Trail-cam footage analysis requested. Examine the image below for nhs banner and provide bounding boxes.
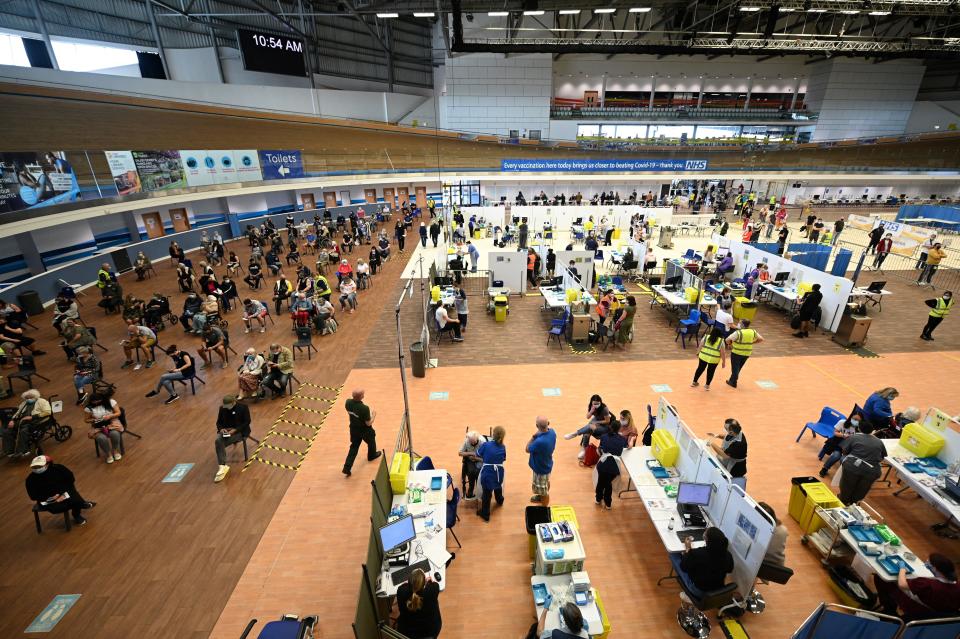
[258,149,305,180]
[501,159,709,172]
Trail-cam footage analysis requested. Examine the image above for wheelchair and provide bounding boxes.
[145,297,178,332]
[239,614,316,639]
[6,394,73,456]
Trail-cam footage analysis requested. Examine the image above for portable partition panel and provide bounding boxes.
[488,250,527,293]
[922,407,960,465]
[471,205,674,234]
[694,455,734,526]
[718,484,777,597]
[371,489,388,532]
[373,456,393,518]
[792,603,903,639]
[354,565,381,639]
[656,396,682,439]
[900,617,960,639]
[674,420,705,482]
[712,234,855,332]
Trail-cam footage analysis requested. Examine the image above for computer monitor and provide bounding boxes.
[378,515,416,553]
[867,280,886,293]
[677,482,712,507]
[774,271,789,284]
[665,275,682,290]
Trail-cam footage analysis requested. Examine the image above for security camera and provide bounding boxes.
[466,12,474,21]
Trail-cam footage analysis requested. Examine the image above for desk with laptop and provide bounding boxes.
[850,281,893,312]
[377,469,450,598]
[650,275,718,318]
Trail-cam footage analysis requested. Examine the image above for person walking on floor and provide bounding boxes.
[595,420,627,510]
[872,233,893,271]
[418,222,428,248]
[341,388,381,477]
[394,220,406,253]
[526,416,556,507]
[724,319,763,389]
[917,243,946,286]
[867,225,884,255]
[921,290,954,341]
[691,326,727,391]
[477,426,506,522]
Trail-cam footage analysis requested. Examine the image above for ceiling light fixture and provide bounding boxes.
[488,11,509,16]
[840,9,859,13]
[559,9,581,14]
[807,8,827,12]
[594,8,617,13]
[524,10,545,15]
[740,6,761,11]
[629,7,652,12]
[376,12,398,18]
[868,9,890,14]
[413,12,435,17]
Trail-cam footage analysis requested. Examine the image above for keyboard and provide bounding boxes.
[675,528,707,543]
[390,559,431,586]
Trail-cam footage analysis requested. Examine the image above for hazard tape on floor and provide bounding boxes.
[242,383,343,473]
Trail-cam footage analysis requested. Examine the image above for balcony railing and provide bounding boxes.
[551,105,817,122]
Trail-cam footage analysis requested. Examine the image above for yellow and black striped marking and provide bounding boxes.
[243,381,343,473]
[568,342,596,355]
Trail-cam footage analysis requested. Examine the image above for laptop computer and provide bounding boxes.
[677,482,711,527]
[866,281,886,293]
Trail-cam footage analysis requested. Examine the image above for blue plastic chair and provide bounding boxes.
[795,406,846,442]
[547,311,568,346]
[611,276,625,290]
[675,309,701,348]
[594,249,604,262]
[681,248,696,260]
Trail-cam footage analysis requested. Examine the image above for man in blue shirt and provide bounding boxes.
[526,416,557,507]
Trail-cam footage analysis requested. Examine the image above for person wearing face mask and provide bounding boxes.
[837,421,888,505]
[236,348,265,400]
[921,290,953,341]
[817,411,863,478]
[707,418,748,489]
[863,387,899,430]
[179,293,202,332]
[26,455,96,526]
[874,553,960,620]
[2,389,52,458]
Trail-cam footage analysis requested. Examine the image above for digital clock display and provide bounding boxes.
[237,28,307,77]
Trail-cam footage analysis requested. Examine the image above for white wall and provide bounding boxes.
[806,59,924,141]
[553,55,809,101]
[0,63,428,123]
[440,53,552,137]
[906,100,960,134]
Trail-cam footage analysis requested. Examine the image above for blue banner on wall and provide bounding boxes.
[258,150,305,180]
[501,158,708,172]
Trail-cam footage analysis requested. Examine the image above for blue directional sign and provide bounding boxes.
[25,594,81,633]
[258,149,305,180]
[162,463,195,483]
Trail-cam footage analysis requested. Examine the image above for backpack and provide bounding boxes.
[581,443,600,468]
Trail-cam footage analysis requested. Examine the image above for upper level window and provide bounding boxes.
[51,39,139,73]
[0,33,29,67]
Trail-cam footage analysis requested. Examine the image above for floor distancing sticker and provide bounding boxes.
[243,382,341,473]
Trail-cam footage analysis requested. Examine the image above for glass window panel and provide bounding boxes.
[51,39,139,73]
[0,34,29,67]
[578,124,600,138]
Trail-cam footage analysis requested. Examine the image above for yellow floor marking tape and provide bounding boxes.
[803,359,864,398]
[243,383,343,473]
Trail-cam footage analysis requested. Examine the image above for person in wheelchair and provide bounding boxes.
[312,297,337,335]
[144,294,171,331]
[122,294,146,325]
[198,324,228,369]
[290,293,314,328]
[191,295,221,334]
[244,260,264,289]
[2,389,52,458]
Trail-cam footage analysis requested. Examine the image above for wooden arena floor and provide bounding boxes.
[0,234,409,639]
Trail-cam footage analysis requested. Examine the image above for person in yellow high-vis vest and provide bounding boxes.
[921,291,953,341]
[691,326,727,391]
[724,319,764,388]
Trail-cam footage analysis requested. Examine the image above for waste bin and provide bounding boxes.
[788,476,819,524]
[17,290,43,317]
[733,297,758,322]
[494,295,509,322]
[526,506,551,559]
[799,482,842,534]
[828,565,877,609]
[410,341,426,378]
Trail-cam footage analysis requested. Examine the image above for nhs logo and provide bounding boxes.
[684,160,709,170]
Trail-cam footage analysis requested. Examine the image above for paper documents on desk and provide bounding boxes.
[424,545,452,569]
[646,499,669,510]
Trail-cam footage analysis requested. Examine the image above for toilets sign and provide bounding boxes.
[501,159,708,172]
[258,150,305,180]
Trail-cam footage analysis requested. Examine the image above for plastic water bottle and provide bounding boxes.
[668,515,675,531]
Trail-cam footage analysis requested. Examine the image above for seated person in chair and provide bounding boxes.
[191,295,220,334]
[219,276,238,312]
[26,455,96,526]
[290,293,314,326]
[144,345,194,405]
[51,295,79,332]
[435,303,463,341]
[244,260,264,289]
[214,394,251,483]
[60,320,96,360]
[528,601,587,639]
[121,294,146,325]
[236,348,265,400]
[134,251,152,280]
[678,526,734,604]
[179,293,202,332]
[2,389,52,458]
[715,254,734,279]
[265,250,282,276]
[198,324,227,369]
[874,553,960,620]
[143,294,169,331]
[121,324,156,370]
[758,502,788,566]
[260,343,293,398]
[73,347,100,404]
[313,298,337,335]
[85,393,123,464]
[241,299,268,334]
